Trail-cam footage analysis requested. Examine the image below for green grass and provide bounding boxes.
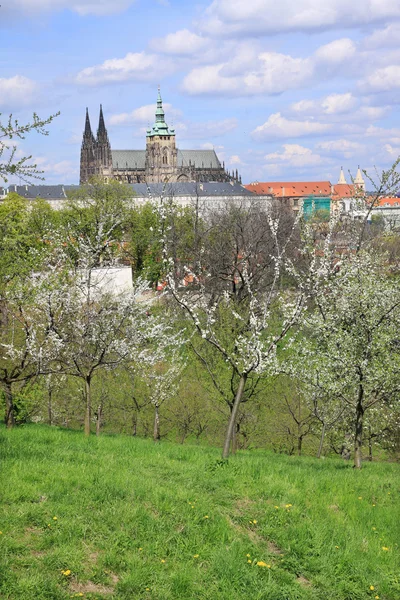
[0,426,399,600]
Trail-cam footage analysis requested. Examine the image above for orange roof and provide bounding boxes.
[332,184,357,199]
[245,181,332,198]
[375,197,400,207]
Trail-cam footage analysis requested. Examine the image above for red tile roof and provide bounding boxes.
[245,181,332,198]
[375,197,400,207]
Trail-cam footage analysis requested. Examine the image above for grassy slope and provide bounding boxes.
[0,426,399,600]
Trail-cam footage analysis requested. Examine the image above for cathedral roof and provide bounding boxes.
[111,149,222,170]
[112,150,146,169]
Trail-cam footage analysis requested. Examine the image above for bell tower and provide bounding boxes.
[145,88,177,183]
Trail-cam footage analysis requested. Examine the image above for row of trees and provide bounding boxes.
[1,168,400,467]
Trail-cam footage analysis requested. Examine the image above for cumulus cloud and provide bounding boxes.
[252,113,329,141]
[0,75,40,110]
[182,52,313,96]
[177,118,237,139]
[316,139,364,159]
[197,0,400,37]
[109,103,182,126]
[264,144,325,168]
[314,38,356,65]
[75,52,176,86]
[363,23,400,49]
[150,29,208,55]
[181,33,363,97]
[292,93,357,115]
[1,0,134,20]
[359,65,400,93]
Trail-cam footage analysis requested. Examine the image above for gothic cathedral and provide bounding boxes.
[80,90,239,185]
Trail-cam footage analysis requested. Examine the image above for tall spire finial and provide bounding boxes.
[98,104,106,137]
[338,166,347,184]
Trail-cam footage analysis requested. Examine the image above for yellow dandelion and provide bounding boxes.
[285,504,292,508]
[257,561,267,567]
[146,588,150,591]
[358,497,362,500]
[193,554,199,558]
[246,553,251,558]
[382,546,389,551]
[160,559,166,563]
[139,547,143,551]
[62,569,71,576]
[335,546,339,549]
[53,516,58,521]
[274,506,279,509]
[370,586,375,591]
[247,560,252,564]
[203,515,209,519]
[375,596,380,599]
[0,532,2,535]
[372,504,376,506]
[253,520,257,524]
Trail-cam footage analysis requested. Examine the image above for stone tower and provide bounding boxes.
[80,106,113,184]
[145,88,177,183]
[96,104,113,181]
[80,108,96,184]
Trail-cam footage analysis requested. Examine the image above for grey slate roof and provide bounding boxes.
[130,182,256,197]
[178,150,221,169]
[3,184,75,199]
[1,182,261,201]
[112,150,146,170]
[112,149,222,170]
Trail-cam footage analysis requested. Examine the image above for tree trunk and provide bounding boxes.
[354,385,364,469]
[132,413,137,436]
[96,404,102,437]
[47,389,53,426]
[222,373,247,459]
[317,423,326,458]
[368,426,373,462]
[153,404,160,442]
[297,433,303,456]
[84,377,91,436]
[4,381,15,429]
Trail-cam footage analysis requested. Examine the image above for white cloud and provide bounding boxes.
[229,155,243,165]
[0,75,39,110]
[314,38,356,64]
[177,118,237,139]
[317,139,364,159]
[383,143,400,158]
[75,52,176,86]
[34,157,78,183]
[150,29,208,55]
[109,103,182,126]
[264,144,324,168]
[198,1,400,37]
[363,23,400,49]
[359,65,400,93]
[182,52,313,96]
[252,113,329,141]
[292,93,357,116]
[1,0,135,19]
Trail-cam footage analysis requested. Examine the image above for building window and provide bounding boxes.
[293,199,299,207]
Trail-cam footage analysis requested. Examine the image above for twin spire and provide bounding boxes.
[82,104,109,145]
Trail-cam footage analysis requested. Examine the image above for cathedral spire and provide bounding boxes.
[338,166,347,184]
[84,108,92,137]
[97,104,108,140]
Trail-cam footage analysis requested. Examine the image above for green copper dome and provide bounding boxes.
[147,88,175,138]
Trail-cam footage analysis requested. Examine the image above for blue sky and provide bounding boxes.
[1,0,400,185]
